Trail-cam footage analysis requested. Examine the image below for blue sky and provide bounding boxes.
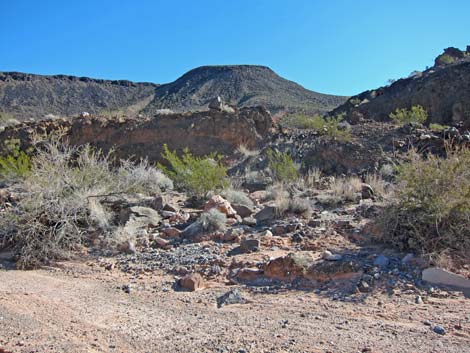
[1,0,469,96]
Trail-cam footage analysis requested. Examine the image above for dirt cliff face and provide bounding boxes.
[0,107,273,162]
[332,59,470,128]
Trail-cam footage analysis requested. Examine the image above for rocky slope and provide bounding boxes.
[331,47,470,127]
[0,72,158,121]
[142,65,347,115]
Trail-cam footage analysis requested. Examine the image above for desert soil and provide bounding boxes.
[0,260,469,353]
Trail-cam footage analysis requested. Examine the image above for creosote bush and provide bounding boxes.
[0,140,172,268]
[267,149,299,182]
[389,105,427,125]
[378,148,470,255]
[159,144,229,198]
[222,188,253,207]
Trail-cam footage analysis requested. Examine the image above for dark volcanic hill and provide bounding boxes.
[0,72,158,121]
[142,65,347,115]
[332,47,470,127]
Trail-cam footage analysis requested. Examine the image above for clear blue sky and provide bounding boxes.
[1,0,469,96]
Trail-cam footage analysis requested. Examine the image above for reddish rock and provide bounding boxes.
[179,273,204,291]
[264,253,314,282]
[203,195,237,218]
[160,227,182,238]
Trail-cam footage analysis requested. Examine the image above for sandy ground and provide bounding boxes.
[0,260,469,353]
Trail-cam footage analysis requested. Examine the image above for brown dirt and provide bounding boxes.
[1,261,469,353]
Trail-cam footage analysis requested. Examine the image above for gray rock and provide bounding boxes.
[232,204,254,218]
[255,205,278,224]
[217,288,247,308]
[322,250,343,261]
[242,216,257,226]
[373,255,390,268]
[415,295,423,304]
[433,325,446,335]
[208,96,223,110]
[240,238,260,253]
[422,267,470,291]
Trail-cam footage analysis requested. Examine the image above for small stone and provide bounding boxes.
[260,229,273,237]
[373,255,390,268]
[358,281,370,293]
[433,325,446,335]
[217,288,247,308]
[179,273,204,291]
[415,295,423,304]
[401,253,414,264]
[154,237,171,249]
[423,320,432,326]
[322,250,343,261]
[240,238,260,253]
[122,284,132,293]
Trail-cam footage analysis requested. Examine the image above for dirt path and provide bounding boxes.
[0,261,469,353]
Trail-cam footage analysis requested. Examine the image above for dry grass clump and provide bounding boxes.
[268,183,312,217]
[331,176,362,201]
[378,148,470,256]
[365,173,393,200]
[222,188,254,207]
[0,140,172,268]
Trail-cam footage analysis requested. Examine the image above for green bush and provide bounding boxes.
[158,144,229,198]
[429,123,449,132]
[378,148,470,255]
[279,114,351,140]
[267,149,299,182]
[389,105,427,125]
[0,140,31,181]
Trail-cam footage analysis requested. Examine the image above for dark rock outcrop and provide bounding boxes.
[0,107,273,163]
[331,48,470,128]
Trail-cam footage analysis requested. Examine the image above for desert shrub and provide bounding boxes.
[199,209,227,232]
[222,188,253,207]
[286,197,312,217]
[378,148,470,255]
[267,149,299,182]
[331,176,362,202]
[0,141,171,268]
[429,123,449,132]
[279,114,351,140]
[302,168,322,188]
[159,144,229,198]
[389,105,427,125]
[237,144,260,158]
[117,159,173,194]
[437,54,455,65]
[349,98,362,106]
[0,139,32,181]
[365,173,393,200]
[0,112,19,128]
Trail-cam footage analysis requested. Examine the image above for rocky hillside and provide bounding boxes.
[0,72,157,121]
[332,47,470,127]
[142,65,347,115]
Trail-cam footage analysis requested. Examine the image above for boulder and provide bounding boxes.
[264,253,314,282]
[204,195,237,218]
[231,204,254,218]
[255,205,278,224]
[179,273,204,291]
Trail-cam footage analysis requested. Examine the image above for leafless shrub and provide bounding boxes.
[0,140,172,268]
